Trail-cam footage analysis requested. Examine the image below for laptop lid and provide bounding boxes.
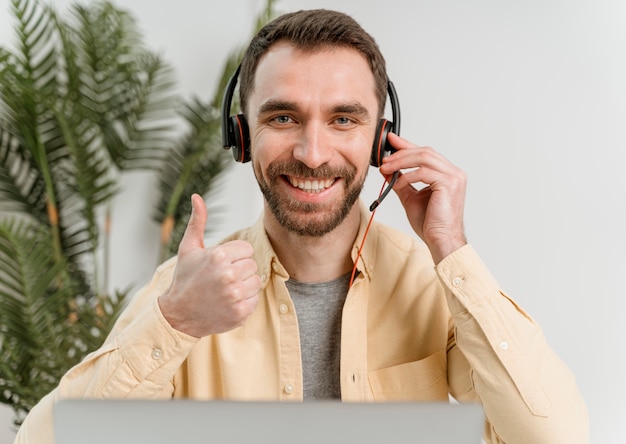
[54,399,484,444]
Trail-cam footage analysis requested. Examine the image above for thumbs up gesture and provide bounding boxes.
[158,194,261,337]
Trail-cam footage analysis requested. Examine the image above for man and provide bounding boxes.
[16,9,588,443]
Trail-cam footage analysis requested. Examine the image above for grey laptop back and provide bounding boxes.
[54,399,484,444]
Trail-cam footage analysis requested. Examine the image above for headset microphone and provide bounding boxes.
[369,171,399,211]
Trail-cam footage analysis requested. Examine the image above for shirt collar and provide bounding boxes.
[247,200,379,286]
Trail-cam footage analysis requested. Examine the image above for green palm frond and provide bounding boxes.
[67,2,179,170]
[0,0,102,283]
[1,0,59,181]
[0,217,127,423]
[1,0,181,271]
[0,219,64,422]
[47,1,179,259]
[0,120,48,223]
[151,48,240,263]
[1,0,66,272]
[152,96,231,261]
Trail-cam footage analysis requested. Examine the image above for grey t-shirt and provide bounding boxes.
[286,273,351,400]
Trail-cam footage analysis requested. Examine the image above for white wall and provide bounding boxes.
[1,0,625,442]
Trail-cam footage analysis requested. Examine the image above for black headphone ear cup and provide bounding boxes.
[230,114,251,163]
[371,119,394,167]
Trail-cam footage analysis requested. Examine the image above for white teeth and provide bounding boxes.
[288,177,335,193]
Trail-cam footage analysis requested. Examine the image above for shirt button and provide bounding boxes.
[500,341,509,351]
[284,383,294,394]
[260,274,267,283]
[151,348,163,360]
[452,277,463,287]
[279,303,289,314]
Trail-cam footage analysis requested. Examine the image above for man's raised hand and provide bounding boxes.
[380,133,467,264]
[158,194,261,338]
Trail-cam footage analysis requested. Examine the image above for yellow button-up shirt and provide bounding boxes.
[16,204,588,443]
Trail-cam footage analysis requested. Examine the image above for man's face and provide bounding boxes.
[246,42,379,237]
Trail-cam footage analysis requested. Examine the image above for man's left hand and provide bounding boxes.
[379,132,468,264]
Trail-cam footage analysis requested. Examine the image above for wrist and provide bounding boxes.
[158,294,200,338]
[428,236,467,264]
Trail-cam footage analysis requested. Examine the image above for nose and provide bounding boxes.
[292,123,333,169]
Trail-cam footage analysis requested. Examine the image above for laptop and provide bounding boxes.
[54,399,484,444]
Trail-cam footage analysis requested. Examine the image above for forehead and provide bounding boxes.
[249,42,378,111]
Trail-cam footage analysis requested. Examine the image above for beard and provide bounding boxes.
[255,160,366,237]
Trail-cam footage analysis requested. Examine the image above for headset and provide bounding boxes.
[221,64,401,210]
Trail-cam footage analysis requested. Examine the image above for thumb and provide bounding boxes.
[178,194,207,254]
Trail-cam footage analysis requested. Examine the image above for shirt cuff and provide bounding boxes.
[116,298,199,383]
[435,244,504,315]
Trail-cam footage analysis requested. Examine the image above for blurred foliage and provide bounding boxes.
[0,0,275,426]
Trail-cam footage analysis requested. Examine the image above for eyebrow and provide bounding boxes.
[330,103,370,118]
[257,99,299,115]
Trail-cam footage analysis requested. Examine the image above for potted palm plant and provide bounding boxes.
[0,0,274,428]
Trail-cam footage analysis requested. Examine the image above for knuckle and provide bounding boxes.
[220,268,237,285]
[208,246,227,264]
[454,169,468,187]
[233,303,246,319]
[230,283,244,300]
[231,300,250,321]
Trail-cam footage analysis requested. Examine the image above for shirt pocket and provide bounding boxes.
[367,350,448,401]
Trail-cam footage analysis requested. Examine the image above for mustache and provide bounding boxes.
[266,160,357,181]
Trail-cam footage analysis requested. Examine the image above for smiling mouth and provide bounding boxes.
[286,176,336,194]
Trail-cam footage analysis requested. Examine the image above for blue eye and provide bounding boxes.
[274,115,292,124]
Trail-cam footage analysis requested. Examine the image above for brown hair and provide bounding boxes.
[239,9,388,117]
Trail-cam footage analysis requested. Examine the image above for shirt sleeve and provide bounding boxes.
[14,258,199,444]
[436,245,588,444]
